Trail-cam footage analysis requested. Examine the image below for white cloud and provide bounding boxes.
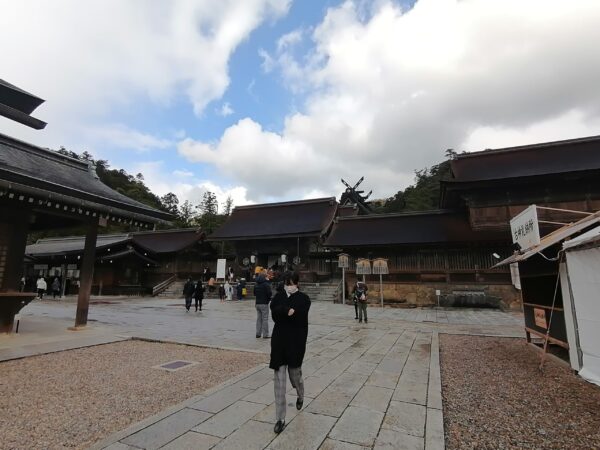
[0,0,290,149]
[216,102,235,117]
[84,124,172,152]
[180,0,600,202]
[132,161,251,209]
[172,169,195,178]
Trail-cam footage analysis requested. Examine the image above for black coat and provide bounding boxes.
[253,276,272,305]
[269,290,311,370]
[183,280,195,297]
[194,281,204,300]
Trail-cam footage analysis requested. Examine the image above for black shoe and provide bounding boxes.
[296,398,303,410]
[274,420,285,434]
[256,335,261,338]
[355,317,358,320]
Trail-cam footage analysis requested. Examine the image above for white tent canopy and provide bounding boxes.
[562,226,600,386]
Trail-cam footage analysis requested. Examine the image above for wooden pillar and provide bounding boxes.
[0,209,29,292]
[75,219,98,327]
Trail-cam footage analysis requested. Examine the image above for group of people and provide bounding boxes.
[32,276,62,300]
[182,278,204,312]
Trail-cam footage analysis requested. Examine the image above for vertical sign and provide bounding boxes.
[216,258,226,280]
[510,205,541,250]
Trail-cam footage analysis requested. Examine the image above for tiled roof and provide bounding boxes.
[324,210,506,247]
[0,133,172,223]
[209,198,338,240]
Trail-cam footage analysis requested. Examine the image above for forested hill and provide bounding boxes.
[371,149,458,213]
[56,148,164,211]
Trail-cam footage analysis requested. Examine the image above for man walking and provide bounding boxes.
[194,279,204,312]
[270,271,311,434]
[254,270,272,338]
[182,277,195,312]
[36,275,47,299]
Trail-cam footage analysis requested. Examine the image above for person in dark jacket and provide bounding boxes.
[352,281,369,323]
[254,271,272,338]
[269,271,311,434]
[182,277,195,312]
[194,280,204,312]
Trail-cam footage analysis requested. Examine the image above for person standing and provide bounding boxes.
[218,283,225,303]
[182,277,195,312]
[51,277,61,299]
[20,276,26,292]
[194,279,204,312]
[224,280,233,301]
[352,281,369,323]
[269,271,311,434]
[236,279,243,301]
[36,276,47,299]
[254,271,272,338]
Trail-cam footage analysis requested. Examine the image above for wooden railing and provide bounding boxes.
[152,275,177,296]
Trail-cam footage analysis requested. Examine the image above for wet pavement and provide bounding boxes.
[5,296,523,449]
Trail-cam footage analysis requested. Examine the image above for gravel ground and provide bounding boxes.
[440,335,600,450]
[0,340,267,450]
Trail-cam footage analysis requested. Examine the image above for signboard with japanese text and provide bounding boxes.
[216,258,226,279]
[510,205,541,250]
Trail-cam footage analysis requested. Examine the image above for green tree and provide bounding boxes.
[222,195,234,216]
[160,192,180,216]
[381,149,458,213]
[179,200,196,227]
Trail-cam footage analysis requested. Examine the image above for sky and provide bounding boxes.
[2,0,600,210]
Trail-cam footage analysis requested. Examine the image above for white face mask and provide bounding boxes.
[284,285,298,297]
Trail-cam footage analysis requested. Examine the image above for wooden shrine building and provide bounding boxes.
[24,229,208,296]
[208,198,338,280]
[0,80,171,331]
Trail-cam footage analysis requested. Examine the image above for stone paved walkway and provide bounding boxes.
[6,298,523,449]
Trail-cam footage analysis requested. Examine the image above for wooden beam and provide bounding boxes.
[74,219,99,327]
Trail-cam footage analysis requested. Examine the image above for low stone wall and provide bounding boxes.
[345,278,522,310]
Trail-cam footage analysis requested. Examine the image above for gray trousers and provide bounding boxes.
[274,365,304,422]
[255,304,269,337]
[358,302,368,321]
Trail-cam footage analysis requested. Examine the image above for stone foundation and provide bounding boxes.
[345,278,522,310]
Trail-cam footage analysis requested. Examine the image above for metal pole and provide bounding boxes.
[380,273,383,308]
[342,267,345,305]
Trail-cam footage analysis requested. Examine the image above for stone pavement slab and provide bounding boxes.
[382,401,427,438]
[329,406,384,447]
[374,429,424,450]
[266,412,337,450]
[189,385,254,413]
[350,385,393,413]
[160,431,220,450]
[192,400,265,438]
[319,438,370,450]
[121,408,212,450]
[212,419,276,450]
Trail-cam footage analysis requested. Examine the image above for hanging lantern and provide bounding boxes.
[338,253,350,269]
[355,258,372,275]
[372,258,389,275]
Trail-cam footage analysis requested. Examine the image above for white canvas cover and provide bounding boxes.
[564,245,600,386]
